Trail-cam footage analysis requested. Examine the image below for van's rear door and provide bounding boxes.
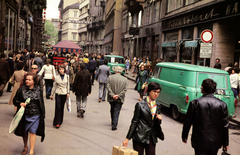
[197,72,235,117]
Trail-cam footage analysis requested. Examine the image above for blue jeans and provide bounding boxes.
[99,83,107,100]
[45,79,53,96]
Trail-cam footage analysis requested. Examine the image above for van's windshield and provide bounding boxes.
[197,73,228,89]
[105,57,124,64]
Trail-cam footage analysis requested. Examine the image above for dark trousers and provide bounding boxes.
[194,149,218,155]
[53,94,67,126]
[7,82,12,91]
[133,138,156,155]
[89,69,95,85]
[110,101,123,128]
[45,79,53,96]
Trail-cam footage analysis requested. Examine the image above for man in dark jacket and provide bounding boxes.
[6,53,14,92]
[72,63,92,118]
[88,55,96,85]
[214,58,222,69]
[182,79,229,155]
[0,53,11,96]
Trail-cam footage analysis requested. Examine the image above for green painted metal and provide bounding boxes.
[104,55,126,74]
[149,62,235,118]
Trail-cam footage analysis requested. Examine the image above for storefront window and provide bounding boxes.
[5,7,16,54]
[18,17,26,52]
[167,0,183,12]
[165,31,178,41]
[181,45,192,64]
[182,28,193,39]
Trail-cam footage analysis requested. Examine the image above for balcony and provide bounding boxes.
[87,21,105,31]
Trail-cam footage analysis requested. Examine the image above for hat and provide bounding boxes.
[112,66,124,73]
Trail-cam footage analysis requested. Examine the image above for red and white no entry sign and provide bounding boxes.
[201,30,213,43]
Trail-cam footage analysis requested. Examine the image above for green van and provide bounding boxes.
[149,62,236,120]
[104,55,126,74]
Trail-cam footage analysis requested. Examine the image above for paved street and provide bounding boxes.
[0,79,240,155]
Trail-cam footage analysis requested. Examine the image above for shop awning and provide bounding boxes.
[185,41,198,47]
[162,41,177,47]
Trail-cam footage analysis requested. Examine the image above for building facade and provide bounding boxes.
[86,0,105,54]
[121,0,240,69]
[60,2,80,43]
[160,0,240,68]
[78,0,90,53]
[0,0,46,54]
[104,0,123,55]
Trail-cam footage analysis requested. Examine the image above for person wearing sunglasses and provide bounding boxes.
[31,64,43,94]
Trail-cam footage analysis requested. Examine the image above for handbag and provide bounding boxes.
[9,98,31,133]
[153,117,164,141]
[52,66,55,81]
[66,97,71,113]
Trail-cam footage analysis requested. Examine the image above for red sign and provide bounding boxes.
[201,30,213,43]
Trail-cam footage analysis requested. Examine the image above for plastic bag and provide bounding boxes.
[66,97,71,113]
[9,98,31,133]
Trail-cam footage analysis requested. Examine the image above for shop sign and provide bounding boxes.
[200,43,212,58]
[162,0,239,30]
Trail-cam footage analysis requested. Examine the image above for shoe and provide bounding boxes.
[56,124,60,128]
[98,98,102,102]
[21,147,28,155]
[77,114,80,117]
[46,94,50,99]
[80,110,84,118]
[112,127,117,131]
[102,99,105,102]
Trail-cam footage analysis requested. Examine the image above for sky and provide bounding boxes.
[46,0,61,19]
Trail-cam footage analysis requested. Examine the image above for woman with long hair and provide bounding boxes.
[50,65,70,128]
[38,58,56,99]
[13,72,45,155]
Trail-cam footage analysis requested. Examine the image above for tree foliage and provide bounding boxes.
[44,19,58,45]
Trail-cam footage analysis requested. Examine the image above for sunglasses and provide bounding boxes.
[31,68,38,70]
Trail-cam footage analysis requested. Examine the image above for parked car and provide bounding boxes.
[149,62,236,120]
[104,55,125,74]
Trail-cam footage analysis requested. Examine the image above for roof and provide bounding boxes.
[156,62,228,74]
[62,2,79,14]
[53,40,81,49]
[104,55,124,58]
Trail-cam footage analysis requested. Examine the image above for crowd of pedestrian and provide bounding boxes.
[0,50,230,155]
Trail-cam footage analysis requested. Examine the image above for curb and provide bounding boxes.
[229,118,240,125]
[123,75,136,82]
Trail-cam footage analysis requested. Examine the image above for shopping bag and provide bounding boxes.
[112,146,138,155]
[9,98,31,134]
[66,97,71,113]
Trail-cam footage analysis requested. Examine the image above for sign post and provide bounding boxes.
[200,30,213,66]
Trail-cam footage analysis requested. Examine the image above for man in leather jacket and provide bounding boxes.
[182,79,229,155]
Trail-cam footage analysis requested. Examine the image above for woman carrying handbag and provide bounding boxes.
[50,65,70,129]
[123,82,164,155]
[38,59,56,99]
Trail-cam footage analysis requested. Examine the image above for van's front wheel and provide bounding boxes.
[172,105,181,121]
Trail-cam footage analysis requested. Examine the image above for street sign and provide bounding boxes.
[201,30,213,43]
[200,43,212,58]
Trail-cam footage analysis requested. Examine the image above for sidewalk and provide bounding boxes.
[123,72,240,125]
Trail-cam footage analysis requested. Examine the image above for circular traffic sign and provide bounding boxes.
[201,30,213,43]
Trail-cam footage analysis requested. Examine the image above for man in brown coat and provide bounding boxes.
[0,53,11,96]
[72,63,92,118]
